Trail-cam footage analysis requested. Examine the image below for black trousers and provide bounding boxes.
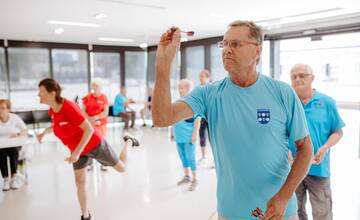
[199,119,210,147]
[0,147,20,178]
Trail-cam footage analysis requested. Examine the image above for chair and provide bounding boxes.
[14,111,35,130]
[32,110,51,130]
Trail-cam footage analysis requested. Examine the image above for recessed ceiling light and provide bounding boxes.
[99,37,134,42]
[48,20,101,28]
[54,28,64,34]
[181,37,188,42]
[94,13,108,19]
[139,43,148,48]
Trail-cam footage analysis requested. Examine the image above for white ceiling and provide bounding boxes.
[0,0,360,47]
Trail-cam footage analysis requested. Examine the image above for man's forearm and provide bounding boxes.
[278,136,313,200]
[152,61,172,126]
[323,130,343,149]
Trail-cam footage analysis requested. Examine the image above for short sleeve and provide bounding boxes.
[284,87,309,142]
[82,95,89,106]
[13,114,27,131]
[329,101,345,132]
[182,86,207,120]
[63,100,86,126]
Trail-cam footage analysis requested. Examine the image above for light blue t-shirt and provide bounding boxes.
[289,91,345,178]
[113,94,125,116]
[183,74,309,220]
[173,118,195,143]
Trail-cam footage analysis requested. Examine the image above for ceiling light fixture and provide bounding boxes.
[54,28,64,34]
[181,37,188,42]
[48,20,101,28]
[94,13,108,19]
[139,43,148,48]
[99,37,134,42]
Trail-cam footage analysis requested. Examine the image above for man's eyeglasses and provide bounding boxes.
[218,40,260,49]
[290,73,312,80]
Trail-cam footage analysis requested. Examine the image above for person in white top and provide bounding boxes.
[0,99,28,191]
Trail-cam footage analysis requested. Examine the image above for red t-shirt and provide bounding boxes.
[82,93,109,125]
[49,99,102,155]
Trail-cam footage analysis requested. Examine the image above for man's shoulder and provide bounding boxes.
[204,77,228,91]
[315,91,337,108]
[261,75,294,94]
[115,94,124,99]
[316,91,335,102]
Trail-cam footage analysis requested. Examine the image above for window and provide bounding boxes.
[146,50,180,100]
[147,50,156,87]
[125,51,147,101]
[259,40,271,77]
[279,32,360,103]
[0,48,6,99]
[210,44,227,82]
[8,48,50,109]
[92,52,120,104]
[185,46,204,86]
[52,49,88,104]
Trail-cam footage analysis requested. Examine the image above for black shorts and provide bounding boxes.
[72,139,119,170]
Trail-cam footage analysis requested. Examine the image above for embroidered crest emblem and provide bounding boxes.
[257,109,270,124]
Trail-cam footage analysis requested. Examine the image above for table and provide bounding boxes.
[0,135,38,183]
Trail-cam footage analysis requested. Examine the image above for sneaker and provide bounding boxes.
[177,175,191,185]
[81,212,91,220]
[100,165,108,172]
[87,163,94,172]
[2,179,10,191]
[188,180,198,191]
[197,157,207,166]
[10,178,21,190]
[123,134,140,147]
[142,123,147,127]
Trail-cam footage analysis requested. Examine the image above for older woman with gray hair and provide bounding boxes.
[82,78,109,171]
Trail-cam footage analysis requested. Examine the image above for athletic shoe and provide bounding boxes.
[2,179,10,191]
[10,177,21,190]
[87,163,94,172]
[177,176,191,185]
[81,212,91,220]
[188,180,198,191]
[100,165,108,171]
[123,134,140,147]
[197,157,208,166]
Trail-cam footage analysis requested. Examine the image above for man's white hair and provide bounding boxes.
[179,78,194,91]
[91,77,105,88]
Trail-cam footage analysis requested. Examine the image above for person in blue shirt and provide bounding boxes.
[113,86,136,130]
[152,21,313,220]
[289,63,345,220]
[197,69,211,166]
[170,79,201,191]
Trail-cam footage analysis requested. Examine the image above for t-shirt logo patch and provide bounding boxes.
[59,121,69,126]
[257,109,270,124]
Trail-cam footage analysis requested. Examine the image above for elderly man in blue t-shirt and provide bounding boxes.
[152,21,314,220]
[113,86,136,130]
[289,63,345,220]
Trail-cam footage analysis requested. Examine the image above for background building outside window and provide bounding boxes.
[8,48,50,109]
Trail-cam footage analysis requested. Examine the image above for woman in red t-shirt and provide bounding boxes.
[82,79,109,171]
[36,78,139,220]
[82,78,109,137]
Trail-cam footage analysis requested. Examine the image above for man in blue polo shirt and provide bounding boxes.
[113,86,136,129]
[152,21,313,220]
[289,63,344,220]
